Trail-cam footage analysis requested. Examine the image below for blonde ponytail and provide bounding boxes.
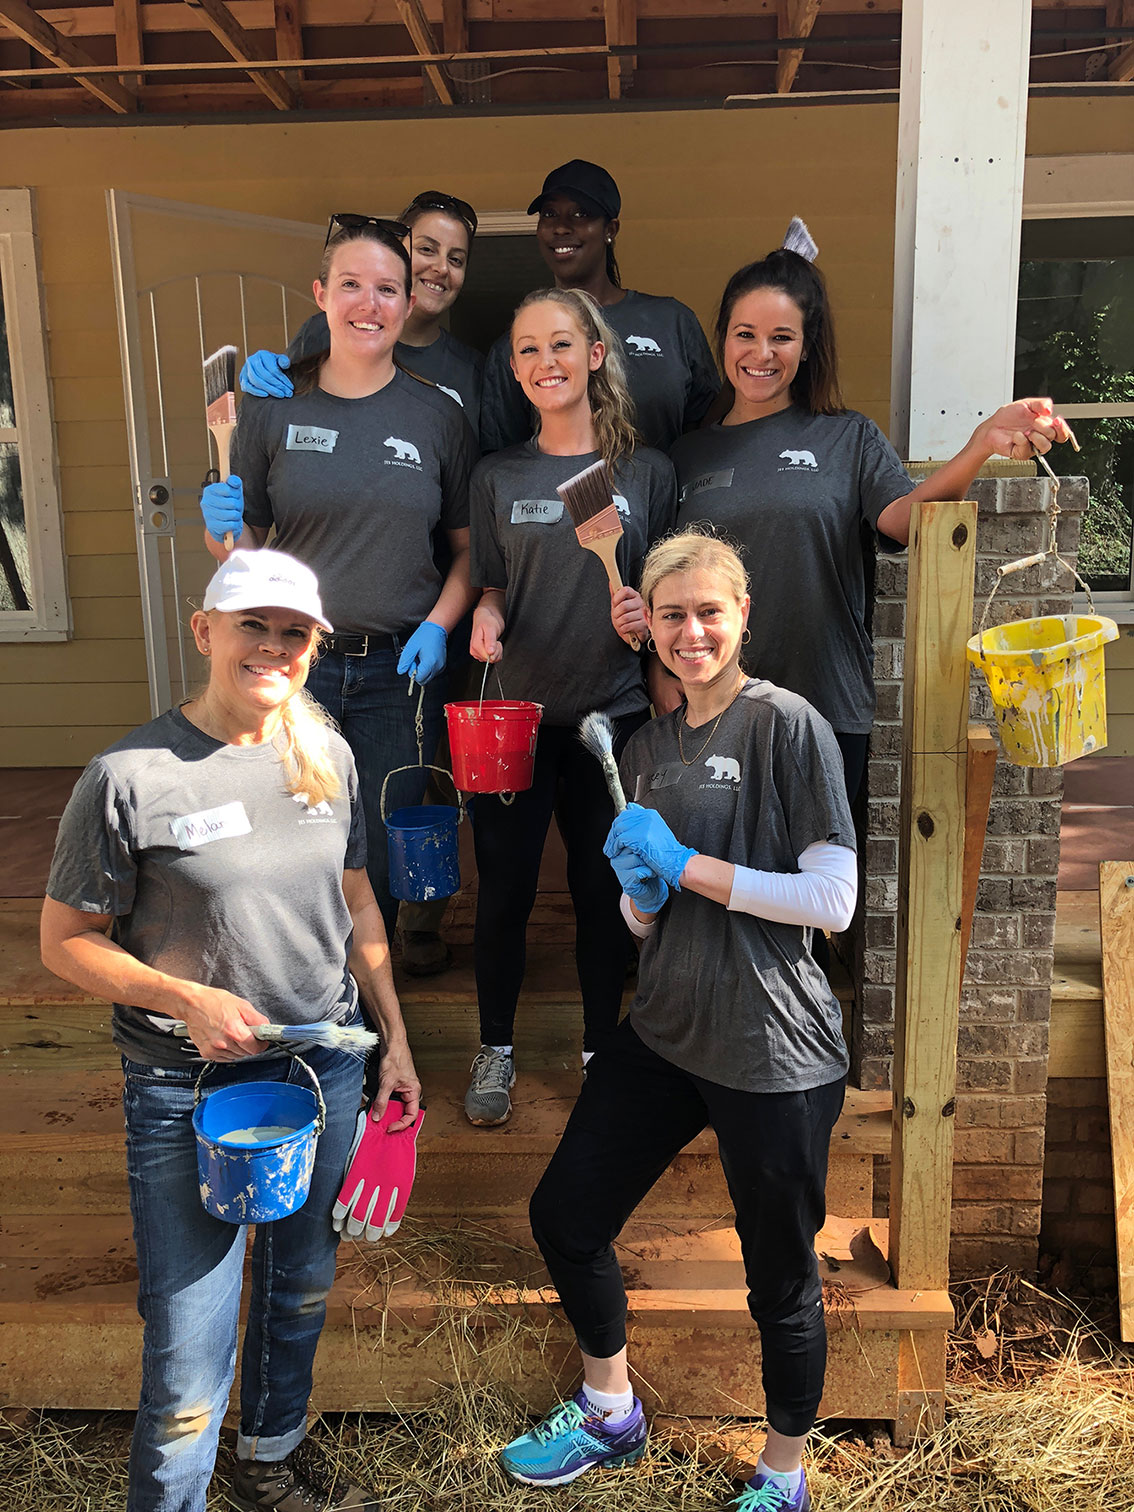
[276,688,343,808]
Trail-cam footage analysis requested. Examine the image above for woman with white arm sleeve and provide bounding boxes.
[498,529,854,1512]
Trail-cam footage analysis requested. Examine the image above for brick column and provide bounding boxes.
[852,475,1088,1273]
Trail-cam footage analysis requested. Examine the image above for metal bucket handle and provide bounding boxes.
[379,763,467,829]
[194,1050,326,1136]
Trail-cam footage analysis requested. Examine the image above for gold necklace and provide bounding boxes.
[677,681,744,766]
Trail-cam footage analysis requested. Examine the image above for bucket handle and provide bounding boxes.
[194,1050,327,1136]
[379,763,467,829]
[975,444,1096,659]
[477,659,506,712]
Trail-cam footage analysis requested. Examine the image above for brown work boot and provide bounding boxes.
[399,929,452,977]
[228,1447,378,1511]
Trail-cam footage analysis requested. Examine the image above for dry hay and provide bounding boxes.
[4,1262,1134,1511]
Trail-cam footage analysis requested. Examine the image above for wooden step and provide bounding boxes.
[0,1067,889,1219]
[0,1212,950,1421]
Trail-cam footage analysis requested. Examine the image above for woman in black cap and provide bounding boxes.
[480,160,719,455]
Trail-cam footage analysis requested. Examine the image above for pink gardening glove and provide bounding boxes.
[332,1097,424,1241]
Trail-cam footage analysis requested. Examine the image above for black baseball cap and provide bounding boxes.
[526,160,621,220]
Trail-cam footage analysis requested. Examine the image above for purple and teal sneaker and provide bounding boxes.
[499,1389,647,1486]
[731,1467,811,1511]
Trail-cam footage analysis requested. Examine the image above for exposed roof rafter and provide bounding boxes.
[776,0,822,94]
[0,0,135,111]
[183,0,297,109]
[605,0,637,100]
[395,0,455,105]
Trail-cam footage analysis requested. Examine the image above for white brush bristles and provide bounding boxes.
[781,216,819,263]
[578,711,627,814]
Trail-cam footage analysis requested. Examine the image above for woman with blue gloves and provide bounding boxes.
[201,218,478,936]
[501,530,857,1512]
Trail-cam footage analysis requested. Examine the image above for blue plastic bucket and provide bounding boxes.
[386,803,461,902]
[192,1079,321,1224]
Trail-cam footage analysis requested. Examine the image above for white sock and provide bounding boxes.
[581,1382,635,1423]
[582,1051,595,1067]
[487,1044,513,1057]
[755,1455,803,1494]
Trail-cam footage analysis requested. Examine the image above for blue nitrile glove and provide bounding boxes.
[397,621,447,685]
[607,841,669,914]
[240,349,293,398]
[604,802,697,891]
[200,475,244,544]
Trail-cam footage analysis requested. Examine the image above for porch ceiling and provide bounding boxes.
[0,1,1129,126]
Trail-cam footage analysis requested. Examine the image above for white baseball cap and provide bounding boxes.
[203,548,333,632]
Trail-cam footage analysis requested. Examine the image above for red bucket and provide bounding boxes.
[445,700,543,794]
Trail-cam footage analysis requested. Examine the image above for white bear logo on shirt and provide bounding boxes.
[293,791,333,817]
[625,335,662,355]
[613,494,630,517]
[704,755,741,783]
[384,436,421,465]
[779,449,818,470]
[437,385,464,408]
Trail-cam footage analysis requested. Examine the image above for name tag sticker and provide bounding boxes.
[639,765,684,797]
[511,499,564,525]
[680,468,734,503]
[170,801,252,851]
[286,423,338,454]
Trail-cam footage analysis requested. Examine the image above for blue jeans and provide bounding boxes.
[123,1044,363,1512]
[306,646,444,937]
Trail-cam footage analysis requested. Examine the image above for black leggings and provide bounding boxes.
[529,1021,846,1437]
[472,711,648,1052]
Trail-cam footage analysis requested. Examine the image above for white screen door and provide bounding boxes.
[107,191,323,715]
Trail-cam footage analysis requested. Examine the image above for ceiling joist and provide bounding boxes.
[605,0,636,100]
[776,0,822,94]
[184,0,297,109]
[1107,1,1134,80]
[0,0,135,111]
[272,0,303,80]
[114,0,144,90]
[395,0,455,104]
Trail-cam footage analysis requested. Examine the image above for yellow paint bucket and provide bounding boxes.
[967,614,1119,767]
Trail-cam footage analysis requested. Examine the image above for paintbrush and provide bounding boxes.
[171,1020,379,1059]
[556,459,641,652]
[578,711,627,813]
[203,344,239,550]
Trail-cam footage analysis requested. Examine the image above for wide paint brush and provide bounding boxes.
[556,459,641,652]
[203,344,238,550]
[172,1020,379,1059]
[578,711,627,814]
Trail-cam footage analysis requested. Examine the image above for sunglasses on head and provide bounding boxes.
[323,213,412,250]
[405,191,478,237]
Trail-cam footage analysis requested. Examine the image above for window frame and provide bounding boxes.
[0,187,68,641]
[1021,155,1134,620]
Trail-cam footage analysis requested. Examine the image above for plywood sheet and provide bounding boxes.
[1101,861,1134,1341]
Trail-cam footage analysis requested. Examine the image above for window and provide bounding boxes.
[0,189,68,639]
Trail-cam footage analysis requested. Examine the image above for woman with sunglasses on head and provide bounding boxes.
[463,287,676,1129]
[241,195,484,428]
[200,221,479,941]
[480,160,719,456]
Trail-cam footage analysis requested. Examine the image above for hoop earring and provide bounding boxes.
[741,629,751,644]
[647,636,656,652]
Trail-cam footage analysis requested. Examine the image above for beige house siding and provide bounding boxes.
[0,94,1130,765]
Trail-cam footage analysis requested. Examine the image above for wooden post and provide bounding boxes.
[889,500,977,1293]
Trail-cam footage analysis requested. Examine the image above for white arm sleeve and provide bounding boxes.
[727,842,857,932]
[620,891,658,939]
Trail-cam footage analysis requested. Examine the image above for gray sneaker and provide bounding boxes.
[464,1045,515,1126]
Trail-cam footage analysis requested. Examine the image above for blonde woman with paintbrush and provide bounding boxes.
[464,288,676,1127]
[41,549,419,1512]
[501,530,855,1512]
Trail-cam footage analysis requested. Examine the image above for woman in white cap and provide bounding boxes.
[41,548,420,1512]
[480,160,719,454]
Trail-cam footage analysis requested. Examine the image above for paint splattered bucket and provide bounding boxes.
[445,701,543,793]
[192,1060,325,1224]
[386,804,461,901]
[967,614,1119,767]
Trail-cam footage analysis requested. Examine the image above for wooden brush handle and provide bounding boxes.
[583,537,642,653]
[210,421,236,551]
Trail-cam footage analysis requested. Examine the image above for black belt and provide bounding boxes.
[321,631,398,657]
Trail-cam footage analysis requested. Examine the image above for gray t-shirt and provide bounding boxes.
[620,679,854,1094]
[480,291,719,454]
[470,442,677,726]
[233,371,477,636]
[289,312,484,432]
[671,407,912,734]
[46,708,367,1067]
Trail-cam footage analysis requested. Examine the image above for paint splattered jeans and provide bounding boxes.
[122,1041,363,1512]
